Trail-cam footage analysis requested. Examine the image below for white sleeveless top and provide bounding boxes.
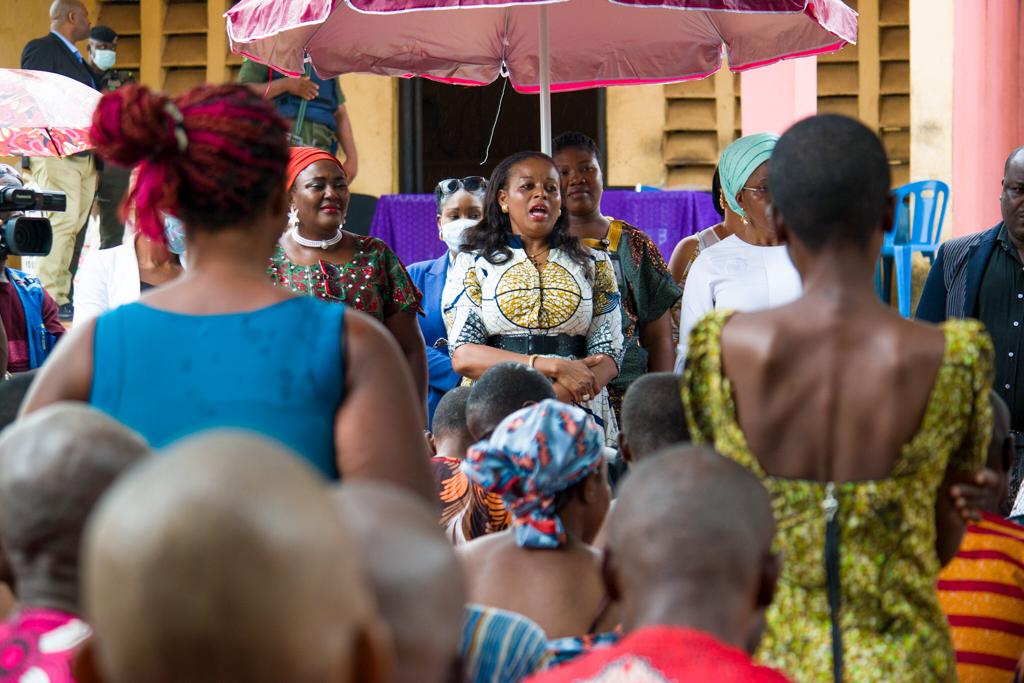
[674,234,802,372]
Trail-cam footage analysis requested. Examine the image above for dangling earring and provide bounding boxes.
[288,206,299,231]
[742,214,751,227]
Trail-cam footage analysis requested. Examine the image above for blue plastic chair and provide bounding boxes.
[634,184,662,192]
[876,180,949,318]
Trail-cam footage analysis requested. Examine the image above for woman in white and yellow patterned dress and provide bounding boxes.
[443,152,624,446]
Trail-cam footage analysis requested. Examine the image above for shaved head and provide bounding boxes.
[608,446,776,639]
[620,373,689,462]
[335,482,466,683]
[50,0,89,42]
[83,433,385,683]
[466,362,555,440]
[49,0,85,21]
[0,403,148,608]
[1005,146,1024,175]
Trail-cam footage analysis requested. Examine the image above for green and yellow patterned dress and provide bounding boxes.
[682,311,993,683]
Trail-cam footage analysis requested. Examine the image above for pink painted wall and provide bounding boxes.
[952,0,1021,236]
[740,57,817,136]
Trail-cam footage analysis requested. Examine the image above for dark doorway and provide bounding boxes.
[400,79,605,193]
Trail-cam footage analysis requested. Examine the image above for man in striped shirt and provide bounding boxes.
[938,392,1024,682]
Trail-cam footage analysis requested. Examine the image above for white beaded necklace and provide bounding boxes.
[291,226,344,250]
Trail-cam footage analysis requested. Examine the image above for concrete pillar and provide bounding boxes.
[909,0,954,225]
[740,57,817,136]
[951,0,1021,236]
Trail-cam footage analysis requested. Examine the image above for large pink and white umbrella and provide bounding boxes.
[226,0,857,151]
[0,69,101,157]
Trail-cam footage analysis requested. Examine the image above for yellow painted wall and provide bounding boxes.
[606,84,665,188]
[2,1,398,195]
[1,0,99,69]
[340,74,398,197]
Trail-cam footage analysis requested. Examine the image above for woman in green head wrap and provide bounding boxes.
[718,132,779,231]
[668,133,783,345]
[672,132,802,371]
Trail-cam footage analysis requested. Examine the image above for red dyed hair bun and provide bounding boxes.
[89,83,290,244]
[91,84,183,168]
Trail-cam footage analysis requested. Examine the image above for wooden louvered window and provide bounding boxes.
[96,0,235,94]
[662,71,740,189]
[818,0,910,186]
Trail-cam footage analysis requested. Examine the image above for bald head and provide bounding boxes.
[335,482,466,683]
[608,446,776,637]
[0,403,148,606]
[50,0,90,42]
[1005,146,1024,175]
[84,433,384,683]
[50,0,85,20]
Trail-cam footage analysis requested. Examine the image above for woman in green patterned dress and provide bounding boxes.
[553,133,682,421]
[681,115,993,682]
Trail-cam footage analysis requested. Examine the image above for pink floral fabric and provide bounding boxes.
[0,608,91,682]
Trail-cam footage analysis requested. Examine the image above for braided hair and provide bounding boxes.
[90,83,290,244]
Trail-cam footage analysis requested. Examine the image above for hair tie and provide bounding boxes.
[163,101,188,153]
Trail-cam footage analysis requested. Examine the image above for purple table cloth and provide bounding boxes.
[369,190,720,267]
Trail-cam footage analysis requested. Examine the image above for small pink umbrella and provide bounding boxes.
[0,69,102,157]
[226,0,857,152]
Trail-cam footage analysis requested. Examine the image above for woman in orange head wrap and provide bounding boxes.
[269,146,427,405]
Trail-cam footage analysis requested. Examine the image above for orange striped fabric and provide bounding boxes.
[938,512,1024,683]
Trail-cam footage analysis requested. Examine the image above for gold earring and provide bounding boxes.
[501,206,509,214]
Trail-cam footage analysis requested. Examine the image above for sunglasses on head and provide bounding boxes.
[435,176,488,200]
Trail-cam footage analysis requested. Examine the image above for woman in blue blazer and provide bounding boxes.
[408,177,487,424]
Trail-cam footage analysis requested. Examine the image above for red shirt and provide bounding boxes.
[525,625,792,683]
[0,281,65,373]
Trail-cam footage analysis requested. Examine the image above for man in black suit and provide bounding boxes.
[21,0,98,321]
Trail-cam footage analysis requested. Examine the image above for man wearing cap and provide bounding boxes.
[237,58,359,182]
[21,0,99,321]
[86,25,134,93]
[85,25,135,250]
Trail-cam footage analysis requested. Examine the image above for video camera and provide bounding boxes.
[0,186,63,258]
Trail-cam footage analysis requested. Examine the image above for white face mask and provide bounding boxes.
[439,217,477,254]
[93,49,116,71]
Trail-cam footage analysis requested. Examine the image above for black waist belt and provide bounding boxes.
[487,334,587,357]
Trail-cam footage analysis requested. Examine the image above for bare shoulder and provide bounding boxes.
[720,307,782,347]
[669,233,699,264]
[457,532,506,569]
[893,314,954,366]
[21,318,97,415]
[343,306,393,350]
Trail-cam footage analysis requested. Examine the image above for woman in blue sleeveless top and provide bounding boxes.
[22,83,432,499]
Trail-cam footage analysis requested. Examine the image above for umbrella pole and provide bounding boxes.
[538,5,552,155]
